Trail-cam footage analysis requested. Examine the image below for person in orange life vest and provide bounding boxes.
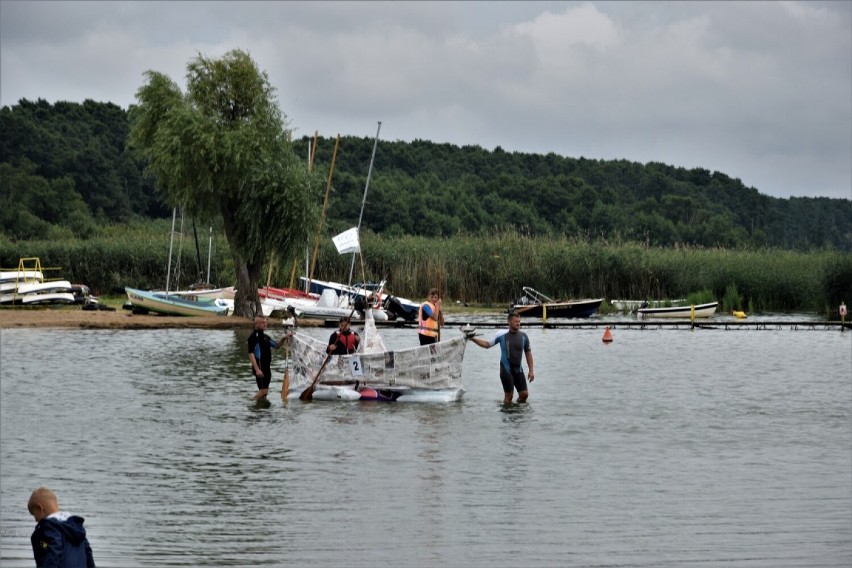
[417,287,444,346]
[327,316,360,355]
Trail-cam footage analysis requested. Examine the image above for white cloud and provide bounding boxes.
[0,0,849,199]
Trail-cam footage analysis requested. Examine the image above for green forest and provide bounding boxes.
[2,98,851,251]
[1,98,850,315]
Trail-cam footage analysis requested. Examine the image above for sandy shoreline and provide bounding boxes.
[0,307,260,329]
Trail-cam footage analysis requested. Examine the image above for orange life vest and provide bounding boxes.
[332,330,359,354]
[418,301,440,337]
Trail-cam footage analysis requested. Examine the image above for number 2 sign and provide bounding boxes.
[349,355,363,377]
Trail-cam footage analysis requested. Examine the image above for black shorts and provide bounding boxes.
[418,334,437,346]
[255,369,272,390]
[500,367,527,394]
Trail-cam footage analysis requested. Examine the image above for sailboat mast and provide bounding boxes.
[165,207,177,295]
[347,121,381,287]
[308,135,341,290]
[206,226,213,284]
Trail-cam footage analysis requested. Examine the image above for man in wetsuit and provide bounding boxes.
[248,315,290,400]
[469,310,535,404]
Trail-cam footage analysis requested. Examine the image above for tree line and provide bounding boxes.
[2,98,850,252]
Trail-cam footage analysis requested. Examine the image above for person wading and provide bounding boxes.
[469,311,535,403]
[417,287,444,346]
[248,315,291,399]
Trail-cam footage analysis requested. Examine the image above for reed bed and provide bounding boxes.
[2,230,849,315]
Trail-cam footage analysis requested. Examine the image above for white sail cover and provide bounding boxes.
[288,309,466,391]
[332,227,360,254]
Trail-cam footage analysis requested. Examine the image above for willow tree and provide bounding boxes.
[128,50,320,317]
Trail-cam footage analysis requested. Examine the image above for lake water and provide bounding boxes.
[1,317,850,567]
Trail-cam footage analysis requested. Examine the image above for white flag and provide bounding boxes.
[332,227,360,254]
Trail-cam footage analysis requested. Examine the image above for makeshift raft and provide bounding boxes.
[285,310,467,402]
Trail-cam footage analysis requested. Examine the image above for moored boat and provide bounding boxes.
[300,276,418,321]
[259,286,315,302]
[610,299,686,312]
[511,287,602,319]
[637,301,718,319]
[286,288,389,322]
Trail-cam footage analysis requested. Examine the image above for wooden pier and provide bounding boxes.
[374,319,851,331]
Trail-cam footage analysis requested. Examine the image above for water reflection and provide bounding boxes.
[1,326,850,567]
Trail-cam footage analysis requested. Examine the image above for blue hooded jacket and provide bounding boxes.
[31,512,95,568]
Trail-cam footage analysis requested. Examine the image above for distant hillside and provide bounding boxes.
[2,99,850,251]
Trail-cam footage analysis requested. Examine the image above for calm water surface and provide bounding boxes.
[1,317,850,567]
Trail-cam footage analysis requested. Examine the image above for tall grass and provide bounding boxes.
[2,230,849,314]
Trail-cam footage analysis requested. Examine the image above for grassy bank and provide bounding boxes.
[2,229,849,315]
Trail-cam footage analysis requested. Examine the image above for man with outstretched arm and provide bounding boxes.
[469,310,535,403]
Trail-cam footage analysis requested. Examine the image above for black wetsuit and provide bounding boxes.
[491,329,531,393]
[248,330,276,390]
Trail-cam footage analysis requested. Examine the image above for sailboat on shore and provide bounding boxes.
[287,123,394,322]
[125,208,229,317]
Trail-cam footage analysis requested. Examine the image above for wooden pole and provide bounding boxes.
[308,135,340,287]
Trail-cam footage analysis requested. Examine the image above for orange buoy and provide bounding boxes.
[602,326,613,343]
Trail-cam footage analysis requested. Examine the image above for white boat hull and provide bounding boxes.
[637,301,718,319]
[171,287,234,300]
[15,280,73,295]
[1,292,76,304]
[285,386,463,403]
[299,277,405,320]
[0,270,43,283]
[125,287,230,316]
[611,299,686,311]
[286,288,389,321]
[22,292,76,305]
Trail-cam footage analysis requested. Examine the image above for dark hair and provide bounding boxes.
[339,316,350,324]
[428,288,439,296]
[507,310,520,320]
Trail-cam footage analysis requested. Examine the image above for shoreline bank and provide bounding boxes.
[0,308,263,329]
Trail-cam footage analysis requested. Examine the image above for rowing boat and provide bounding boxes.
[637,301,719,319]
[511,287,602,318]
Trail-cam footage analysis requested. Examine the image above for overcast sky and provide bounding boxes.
[2,1,850,200]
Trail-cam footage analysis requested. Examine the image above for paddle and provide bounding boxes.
[280,338,290,401]
[299,353,333,402]
[437,271,444,342]
[299,304,357,401]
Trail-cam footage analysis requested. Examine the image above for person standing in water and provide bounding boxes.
[248,315,290,400]
[469,311,535,403]
[417,288,444,345]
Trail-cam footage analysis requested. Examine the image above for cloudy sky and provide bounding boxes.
[2,1,850,200]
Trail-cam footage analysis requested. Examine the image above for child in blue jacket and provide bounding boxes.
[28,487,95,568]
